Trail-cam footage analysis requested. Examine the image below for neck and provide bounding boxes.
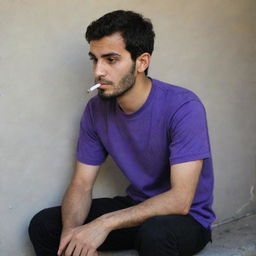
[117,75,152,114]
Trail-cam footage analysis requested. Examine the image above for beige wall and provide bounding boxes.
[0,0,255,255]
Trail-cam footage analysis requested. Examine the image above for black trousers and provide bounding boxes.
[28,196,211,256]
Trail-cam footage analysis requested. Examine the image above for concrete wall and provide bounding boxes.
[0,0,255,255]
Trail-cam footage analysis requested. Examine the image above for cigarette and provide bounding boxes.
[87,83,101,93]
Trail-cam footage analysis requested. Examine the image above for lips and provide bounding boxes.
[99,83,112,89]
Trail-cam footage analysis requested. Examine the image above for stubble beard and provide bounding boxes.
[98,62,136,99]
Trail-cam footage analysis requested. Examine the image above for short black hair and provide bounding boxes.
[85,10,155,75]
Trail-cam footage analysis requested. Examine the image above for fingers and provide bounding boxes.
[58,223,103,256]
[66,243,97,256]
[58,231,73,256]
[80,248,88,256]
[80,249,86,256]
[58,237,70,256]
[61,246,97,256]
[63,241,76,256]
[72,244,83,256]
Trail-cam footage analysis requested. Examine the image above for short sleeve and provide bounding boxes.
[76,103,108,165]
[169,100,211,165]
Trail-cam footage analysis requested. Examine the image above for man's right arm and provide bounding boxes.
[58,161,100,255]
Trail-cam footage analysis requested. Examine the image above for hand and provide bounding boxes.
[58,218,110,256]
[58,227,74,256]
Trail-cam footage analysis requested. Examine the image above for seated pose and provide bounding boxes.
[29,10,215,256]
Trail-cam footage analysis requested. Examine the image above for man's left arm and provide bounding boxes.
[101,159,202,229]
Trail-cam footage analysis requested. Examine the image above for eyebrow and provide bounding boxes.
[88,51,121,58]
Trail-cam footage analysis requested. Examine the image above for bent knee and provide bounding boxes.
[28,207,62,242]
[28,209,48,240]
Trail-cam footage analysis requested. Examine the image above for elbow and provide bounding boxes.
[171,190,193,215]
[165,199,191,215]
[179,205,190,215]
[164,190,193,215]
[176,199,192,215]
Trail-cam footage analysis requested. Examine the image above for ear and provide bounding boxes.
[136,53,151,73]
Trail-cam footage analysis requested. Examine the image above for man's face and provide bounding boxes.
[89,33,136,99]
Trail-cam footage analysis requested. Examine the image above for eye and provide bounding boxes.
[107,57,117,64]
[89,57,97,64]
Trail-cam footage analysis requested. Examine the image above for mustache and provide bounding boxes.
[95,78,113,85]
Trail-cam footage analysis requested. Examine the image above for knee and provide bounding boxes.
[28,209,47,242]
[28,207,61,243]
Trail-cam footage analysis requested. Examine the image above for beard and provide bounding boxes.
[97,62,136,99]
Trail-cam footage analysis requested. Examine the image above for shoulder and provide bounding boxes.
[151,78,204,114]
[152,78,200,102]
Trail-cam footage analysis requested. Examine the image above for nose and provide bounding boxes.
[94,61,107,78]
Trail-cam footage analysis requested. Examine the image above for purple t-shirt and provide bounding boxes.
[77,78,215,229]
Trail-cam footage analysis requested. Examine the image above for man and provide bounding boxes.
[29,10,215,256]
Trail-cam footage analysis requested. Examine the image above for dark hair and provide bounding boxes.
[85,10,155,75]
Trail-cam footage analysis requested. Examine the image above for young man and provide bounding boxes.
[29,10,215,256]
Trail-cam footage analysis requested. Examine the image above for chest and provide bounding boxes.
[96,109,171,157]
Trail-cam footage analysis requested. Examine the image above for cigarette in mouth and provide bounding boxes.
[87,83,101,93]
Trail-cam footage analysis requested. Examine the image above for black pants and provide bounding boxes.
[28,196,211,256]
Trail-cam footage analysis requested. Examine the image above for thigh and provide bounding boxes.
[167,215,211,255]
[136,214,211,256]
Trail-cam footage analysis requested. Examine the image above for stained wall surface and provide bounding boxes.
[0,0,255,255]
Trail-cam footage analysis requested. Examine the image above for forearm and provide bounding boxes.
[100,189,190,231]
[61,184,92,229]
[100,161,202,231]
